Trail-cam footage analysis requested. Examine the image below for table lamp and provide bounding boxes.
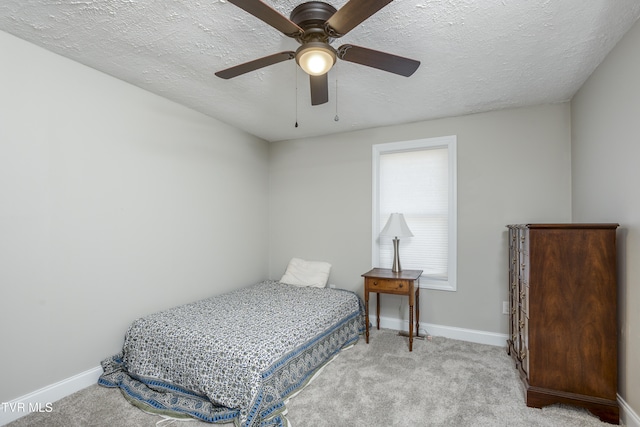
[380,213,413,272]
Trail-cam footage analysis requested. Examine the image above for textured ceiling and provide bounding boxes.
[1,1,640,142]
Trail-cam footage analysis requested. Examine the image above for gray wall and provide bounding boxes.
[0,31,270,403]
[269,103,572,334]
[571,18,640,420]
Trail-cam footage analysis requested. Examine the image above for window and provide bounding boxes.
[372,136,457,291]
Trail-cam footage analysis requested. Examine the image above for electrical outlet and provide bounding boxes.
[502,301,509,315]
[329,284,336,289]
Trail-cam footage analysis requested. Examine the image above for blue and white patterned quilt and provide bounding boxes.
[99,280,364,426]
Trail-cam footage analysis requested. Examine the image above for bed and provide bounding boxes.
[99,278,364,427]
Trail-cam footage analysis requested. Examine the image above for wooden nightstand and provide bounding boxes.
[362,268,423,351]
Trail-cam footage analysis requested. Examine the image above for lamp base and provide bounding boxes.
[392,237,401,272]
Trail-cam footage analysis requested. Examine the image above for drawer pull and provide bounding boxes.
[398,283,403,288]
[373,281,378,286]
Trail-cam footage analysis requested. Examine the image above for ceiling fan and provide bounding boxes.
[215,0,421,106]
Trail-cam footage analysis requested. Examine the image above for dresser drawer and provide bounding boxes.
[367,278,409,292]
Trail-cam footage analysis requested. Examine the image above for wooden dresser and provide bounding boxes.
[506,223,619,424]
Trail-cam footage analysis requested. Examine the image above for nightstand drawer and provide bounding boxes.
[367,278,408,292]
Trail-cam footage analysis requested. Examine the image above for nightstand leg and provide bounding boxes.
[416,286,420,336]
[409,303,414,351]
[365,291,370,344]
[376,292,381,330]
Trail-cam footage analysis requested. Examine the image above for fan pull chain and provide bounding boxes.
[334,76,339,122]
[294,64,299,128]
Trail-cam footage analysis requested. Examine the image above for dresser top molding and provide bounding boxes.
[507,223,619,229]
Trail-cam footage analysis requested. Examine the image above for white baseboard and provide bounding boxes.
[620,394,640,427]
[0,366,102,426]
[375,314,509,347]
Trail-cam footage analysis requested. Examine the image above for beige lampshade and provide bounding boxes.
[380,213,414,238]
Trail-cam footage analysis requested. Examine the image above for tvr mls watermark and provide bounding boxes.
[1,402,53,413]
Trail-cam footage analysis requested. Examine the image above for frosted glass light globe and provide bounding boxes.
[296,43,336,76]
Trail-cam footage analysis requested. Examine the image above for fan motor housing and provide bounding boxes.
[290,1,337,44]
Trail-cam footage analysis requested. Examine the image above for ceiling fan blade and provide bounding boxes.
[310,74,329,106]
[215,51,295,79]
[325,0,393,37]
[338,45,420,77]
[227,0,304,38]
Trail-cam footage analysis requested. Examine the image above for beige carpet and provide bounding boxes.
[7,329,616,426]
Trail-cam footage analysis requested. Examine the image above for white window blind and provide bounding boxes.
[373,136,457,291]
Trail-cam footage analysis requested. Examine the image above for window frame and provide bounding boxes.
[371,135,457,291]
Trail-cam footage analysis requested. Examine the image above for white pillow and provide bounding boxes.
[280,258,332,288]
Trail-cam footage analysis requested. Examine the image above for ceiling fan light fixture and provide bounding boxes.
[296,42,336,76]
